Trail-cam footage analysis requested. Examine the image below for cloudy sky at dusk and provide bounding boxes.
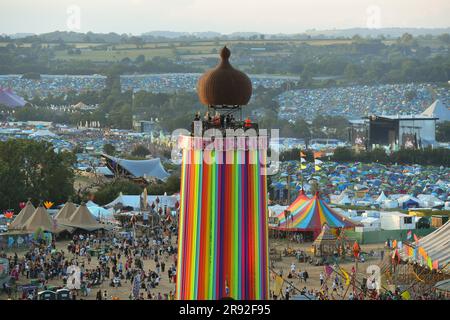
[1,0,449,34]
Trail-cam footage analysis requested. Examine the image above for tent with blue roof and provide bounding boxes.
[102,153,169,181]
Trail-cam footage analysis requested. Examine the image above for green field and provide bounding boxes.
[0,37,442,63]
[50,39,362,62]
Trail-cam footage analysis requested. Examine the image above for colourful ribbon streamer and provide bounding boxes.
[176,146,269,300]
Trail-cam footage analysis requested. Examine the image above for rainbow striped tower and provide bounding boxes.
[176,139,269,300]
[176,47,269,300]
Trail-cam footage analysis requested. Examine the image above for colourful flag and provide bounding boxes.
[300,164,307,170]
[274,275,284,295]
[418,247,427,260]
[313,151,324,158]
[353,241,360,257]
[427,257,432,270]
[340,268,350,286]
[406,230,412,240]
[401,291,411,300]
[413,234,419,244]
[392,239,397,249]
[408,246,414,257]
[432,260,439,270]
[314,165,322,171]
[325,265,333,276]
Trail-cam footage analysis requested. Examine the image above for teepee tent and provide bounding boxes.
[376,191,388,204]
[337,190,352,206]
[60,203,108,231]
[23,205,55,233]
[54,201,77,223]
[9,200,35,230]
[312,224,338,256]
[421,100,450,122]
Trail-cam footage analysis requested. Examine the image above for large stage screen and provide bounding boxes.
[369,118,398,146]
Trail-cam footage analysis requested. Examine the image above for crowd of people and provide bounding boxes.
[1,222,179,300]
[193,110,255,132]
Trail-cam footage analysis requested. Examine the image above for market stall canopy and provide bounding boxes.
[403,221,450,270]
[105,193,179,210]
[9,200,35,230]
[313,224,337,247]
[87,205,114,221]
[102,153,169,181]
[23,205,55,233]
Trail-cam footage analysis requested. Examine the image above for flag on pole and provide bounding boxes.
[392,239,397,249]
[340,268,350,286]
[413,234,419,244]
[352,241,360,258]
[406,230,412,240]
[274,275,283,296]
[432,260,439,270]
[313,151,324,158]
[325,265,333,277]
[401,291,411,300]
[392,249,401,264]
[408,246,414,257]
[427,257,433,270]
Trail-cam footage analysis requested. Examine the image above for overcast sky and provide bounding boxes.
[1,0,449,35]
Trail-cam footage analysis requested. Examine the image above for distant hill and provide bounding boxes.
[141,31,190,38]
[141,31,222,39]
[20,31,128,43]
[303,27,450,38]
[7,33,35,39]
[5,27,450,43]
